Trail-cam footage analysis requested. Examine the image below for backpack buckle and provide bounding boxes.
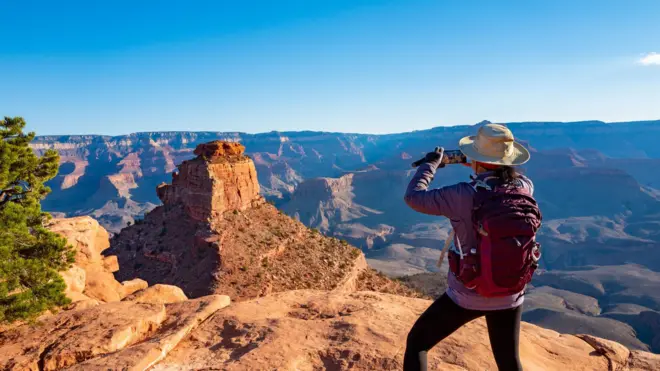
[471,179,492,191]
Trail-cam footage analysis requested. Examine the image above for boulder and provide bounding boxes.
[71,295,230,370]
[124,284,189,304]
[48,216,128,303]
[84,270,123,302]
[0,301,167,371]
[120,278,149,298]
[0,296,230,371]
[47,216,110,265]
[65,297,101,311]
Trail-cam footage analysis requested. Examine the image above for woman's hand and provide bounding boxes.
[423,147,445,170]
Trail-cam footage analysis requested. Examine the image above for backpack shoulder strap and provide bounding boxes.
[437,229,456,269]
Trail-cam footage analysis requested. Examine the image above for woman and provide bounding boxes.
[402,123,535,371]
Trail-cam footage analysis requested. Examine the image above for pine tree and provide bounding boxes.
[0,116,74,323]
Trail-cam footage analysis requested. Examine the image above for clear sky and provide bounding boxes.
[1,0,659,135]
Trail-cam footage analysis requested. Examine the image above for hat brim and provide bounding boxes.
[458,135,531,166]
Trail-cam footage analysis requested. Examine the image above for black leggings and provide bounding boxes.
[403,293,522,371]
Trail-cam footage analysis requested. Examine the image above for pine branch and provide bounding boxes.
[0,181,32,208]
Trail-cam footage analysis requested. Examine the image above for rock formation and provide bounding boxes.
[156,141,262,222]
[47,216,147,305]
[281,173,384,238]
[110,140,417,300]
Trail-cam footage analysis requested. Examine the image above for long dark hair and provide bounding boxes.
[477,162,521,183]
[494,166,520,183]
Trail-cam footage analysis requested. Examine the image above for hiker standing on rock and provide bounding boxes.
[403,124,542,371]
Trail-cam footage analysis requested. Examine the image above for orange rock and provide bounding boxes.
[103,255,120,272]
[47,216,110,265]
[1,288,657,370]
[65,296,101,310]
[84,270,123,302]
[120,278,149,298]
[629,350,660,371]
[124,284,189,304]
[193,140,245,159]
[71,295,230,370]
[0,301,167,371]
[66,291,95,304]
[0,296,230,371]
[155,290,658,371]
[157,140,261,221]
[48,217,136,303]
[60,265,86,294]
[577,334,631,369]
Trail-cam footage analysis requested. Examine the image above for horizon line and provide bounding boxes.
[31,118,660,139]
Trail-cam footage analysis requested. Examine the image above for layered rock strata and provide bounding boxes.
[156,141,262,221]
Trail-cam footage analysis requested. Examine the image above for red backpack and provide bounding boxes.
[447,177,542,297]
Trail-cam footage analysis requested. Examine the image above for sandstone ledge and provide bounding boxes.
[0,295,230,371]
[1,290,657,370]
[153,290,660,370]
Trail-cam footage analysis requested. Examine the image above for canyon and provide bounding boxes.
[3,138,660,370]
[31,120,660,352]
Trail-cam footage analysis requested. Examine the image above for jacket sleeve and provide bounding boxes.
[403,163,469,219]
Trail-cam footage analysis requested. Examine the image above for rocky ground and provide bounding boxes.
[3,286,659,370]
[155,290,660,371]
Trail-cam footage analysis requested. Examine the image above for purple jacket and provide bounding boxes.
[404,163,534,311]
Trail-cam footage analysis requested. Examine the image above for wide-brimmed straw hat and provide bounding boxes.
[459,123,530,166]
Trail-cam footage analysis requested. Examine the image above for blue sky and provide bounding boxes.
[1,0,659,135]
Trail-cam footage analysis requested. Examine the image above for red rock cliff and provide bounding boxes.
[156,141,262,221]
